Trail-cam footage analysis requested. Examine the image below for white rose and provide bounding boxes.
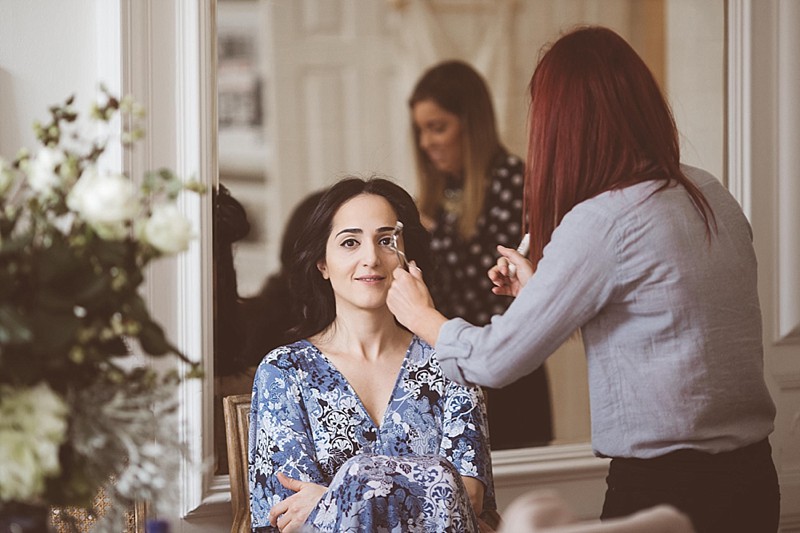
[142,203,193,254]
[29,383,69,440]
[25,146,66,196]
[0,383,68,502]
[0,433,45,502]
[67,166,138,239]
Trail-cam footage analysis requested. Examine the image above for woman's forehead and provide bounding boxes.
[330,193,397,231]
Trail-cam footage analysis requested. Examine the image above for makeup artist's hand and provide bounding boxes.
[388,261,448,346]
[489,245,533,297]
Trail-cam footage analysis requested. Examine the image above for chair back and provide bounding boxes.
[223,393,253,533]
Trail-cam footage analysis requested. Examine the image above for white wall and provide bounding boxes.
[0,1,100,158]
[665,0,726,181]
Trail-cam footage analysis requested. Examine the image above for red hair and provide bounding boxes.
[525,26,716,267]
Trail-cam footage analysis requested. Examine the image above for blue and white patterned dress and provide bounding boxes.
[248,335,495,532]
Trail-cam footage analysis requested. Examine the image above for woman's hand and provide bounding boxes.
[488,245,533,297]
[268,472,327,532]
[387,261,448,346]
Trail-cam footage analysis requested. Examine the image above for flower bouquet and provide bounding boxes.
[0,89,204,531]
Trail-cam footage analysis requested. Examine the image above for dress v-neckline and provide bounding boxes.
[303,338,413,430]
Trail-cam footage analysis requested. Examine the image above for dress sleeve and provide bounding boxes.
[249,351,327,531]
[439,380,493,491]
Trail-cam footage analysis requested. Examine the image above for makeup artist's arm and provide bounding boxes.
[389,246,534,346]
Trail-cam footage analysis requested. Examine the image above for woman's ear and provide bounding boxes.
[317,260,329,280]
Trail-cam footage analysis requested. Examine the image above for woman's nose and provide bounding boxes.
[360,241,381,266]
[419,131,433,150]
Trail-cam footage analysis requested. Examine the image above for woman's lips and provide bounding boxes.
[355,275,385,283]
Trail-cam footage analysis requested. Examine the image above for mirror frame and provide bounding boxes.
[117,0,750,518]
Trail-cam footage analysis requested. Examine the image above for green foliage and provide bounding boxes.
[0,89,203,513]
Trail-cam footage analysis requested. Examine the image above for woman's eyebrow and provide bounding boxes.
[335,226,397,237]
[335,228,362,237]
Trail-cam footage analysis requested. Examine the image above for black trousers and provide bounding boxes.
[601,438,780,533]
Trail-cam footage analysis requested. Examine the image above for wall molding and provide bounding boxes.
[492,443,610,483]
[172,0,219,517]
[776,0,800,344]
[726,0,751,216]
[117,0,220,517]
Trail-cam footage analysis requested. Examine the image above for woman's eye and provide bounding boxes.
[379,236,393,246]
[341,238,359,248]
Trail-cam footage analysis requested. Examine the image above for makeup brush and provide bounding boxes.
[507,233,530,277]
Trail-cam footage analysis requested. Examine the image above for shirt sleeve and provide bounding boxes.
[436,202,620,389]
[248,351,327,530]
[439,380,493,491]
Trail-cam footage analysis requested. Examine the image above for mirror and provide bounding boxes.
[212,0,725,474]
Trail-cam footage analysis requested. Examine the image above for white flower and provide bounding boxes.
[67,166,138,239]
[25,146,65,196]
[0,433,46,501]
[141,203,193,254]
[0,383,68,502]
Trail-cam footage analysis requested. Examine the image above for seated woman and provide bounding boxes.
[248,176,496,532]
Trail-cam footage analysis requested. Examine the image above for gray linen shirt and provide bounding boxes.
[436,165,776,458]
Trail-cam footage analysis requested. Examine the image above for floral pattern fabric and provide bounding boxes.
[248,336,494,532]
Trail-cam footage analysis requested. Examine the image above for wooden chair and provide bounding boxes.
[223,393,253,533]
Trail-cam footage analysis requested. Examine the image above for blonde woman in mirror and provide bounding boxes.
[409,59,552,450]
[390,27,779,533]
[248,177,497,532]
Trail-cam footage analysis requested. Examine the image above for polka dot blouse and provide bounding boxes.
[429,153,525,326]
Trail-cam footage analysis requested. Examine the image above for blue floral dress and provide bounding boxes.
[248,336,495,532]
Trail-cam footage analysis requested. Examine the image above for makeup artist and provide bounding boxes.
[408,59,552,450]
[388,26,779,533]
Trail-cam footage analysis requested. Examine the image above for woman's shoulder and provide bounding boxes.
[257,340,316,373]
[252,341,321,393]
[409,336,459,380]
[407,335,438,365]
[487,152,524,201]
[409,334,434,351]
[681,163,718,187]
[564,177,661,227]
[490,152,524,180]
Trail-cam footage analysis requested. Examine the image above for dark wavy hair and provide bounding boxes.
[289,176,432,339]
